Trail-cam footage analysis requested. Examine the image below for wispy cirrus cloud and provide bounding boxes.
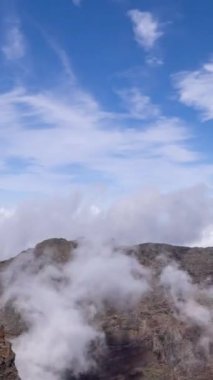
[38,30,76,84]
[0,80,209,197]
[173,60,213,121]
[128,10,163,50]
[0,15,211,201]
[117,87,160,119]
[2,19,26,61]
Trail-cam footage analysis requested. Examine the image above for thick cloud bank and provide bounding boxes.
[0,185,213,261]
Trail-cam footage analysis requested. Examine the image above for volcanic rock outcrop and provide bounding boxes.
[0,239,213,380]
[0,325,20,380]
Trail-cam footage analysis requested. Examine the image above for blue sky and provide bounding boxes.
[0,0,213,205]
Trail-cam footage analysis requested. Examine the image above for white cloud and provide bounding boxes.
[0,34,212,202]
[0,207,14,220]
[2,21,26,60]
[173,61,213,120]
[0,81,208,198]
[128,10,163,50]
[117,87,160,119]
[146,55,164,67]
[0,185,212,260]
[40,31,76,84]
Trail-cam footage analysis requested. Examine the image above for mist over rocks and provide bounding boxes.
[0,238,151,380]
[0,238,213,380]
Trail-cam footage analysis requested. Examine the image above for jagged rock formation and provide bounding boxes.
[0,239,213,380]
[34,238,77,263]
[0,326,20,380]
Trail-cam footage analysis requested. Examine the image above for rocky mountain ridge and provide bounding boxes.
[0,239,213,380]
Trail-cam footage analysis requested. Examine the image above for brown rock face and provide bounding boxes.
[62,242,213,380]
[34,238,78,263]
[1,239,213,380]
[0,326,20,380]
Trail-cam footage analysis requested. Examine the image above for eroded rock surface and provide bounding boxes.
[0,326,20,380]
[0,239,213,380]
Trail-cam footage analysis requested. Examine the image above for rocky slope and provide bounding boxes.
[0,239,213,380]
[0,325,20,380]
